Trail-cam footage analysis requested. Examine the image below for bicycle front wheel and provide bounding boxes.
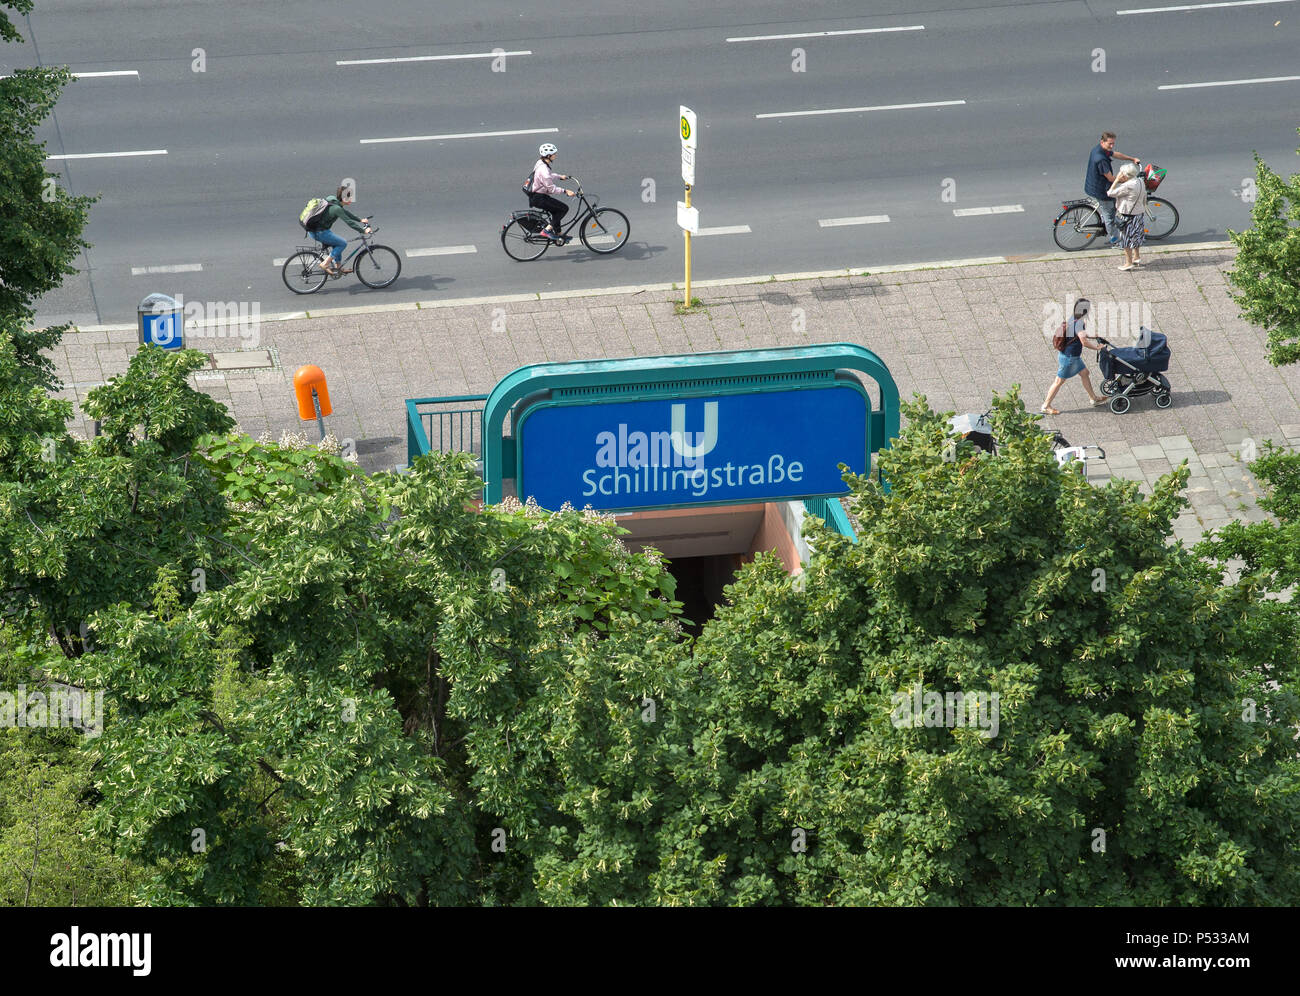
[580,208,630,254]
[354,245,401,288]
[1053,206,1102,251]
[1143,198,1179,240]
[501,219,549,261]
[283,251,328,294]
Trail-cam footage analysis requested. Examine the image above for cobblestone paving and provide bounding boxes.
[43,245,1300,546]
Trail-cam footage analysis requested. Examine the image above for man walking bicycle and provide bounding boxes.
[1085,131,1142,246]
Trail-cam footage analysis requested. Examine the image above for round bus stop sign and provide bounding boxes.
[680,106,697,185]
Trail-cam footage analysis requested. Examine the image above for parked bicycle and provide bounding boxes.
[949,410,1105,479]
[1052,162,1179,251]
[282,223,401,294]
[501,179,629,261]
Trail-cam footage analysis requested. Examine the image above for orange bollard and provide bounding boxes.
[293,365,333,421]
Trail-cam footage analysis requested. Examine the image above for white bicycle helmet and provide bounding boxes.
[538,143,558,157]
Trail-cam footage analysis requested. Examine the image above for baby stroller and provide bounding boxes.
[1097,327,1172,414]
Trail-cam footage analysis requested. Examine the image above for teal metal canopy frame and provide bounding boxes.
[480,343,899,505]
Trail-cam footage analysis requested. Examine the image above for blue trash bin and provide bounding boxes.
[138,293,183,350]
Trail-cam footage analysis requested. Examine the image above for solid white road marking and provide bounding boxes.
[131,264,202,275]
[727,26,923,42]
[361,128,558,144]
[338,51,532,65]
[695,225,752,236]
[1158,75,1300,90]
[46,149,167,160]
[953,204,1024,216]
[405,245,477,257]
[1118,0,1294,13]
[819,215,891,227]
[4,69,138,79]
[757,99,965,119]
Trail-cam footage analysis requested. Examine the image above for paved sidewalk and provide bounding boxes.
[43,243,1300,548]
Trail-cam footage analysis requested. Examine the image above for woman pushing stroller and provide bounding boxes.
[1041,297,1107,415]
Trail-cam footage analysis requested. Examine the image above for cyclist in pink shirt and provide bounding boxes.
[527,143,576,242]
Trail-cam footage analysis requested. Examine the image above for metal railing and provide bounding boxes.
[803,496,857,542]
[405,395,488,467]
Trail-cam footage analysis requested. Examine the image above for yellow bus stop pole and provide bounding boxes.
[684,184,692,305]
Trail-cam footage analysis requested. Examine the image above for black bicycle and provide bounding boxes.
[501,179,630,261]
[1052,162,1179,251]
[282,223,402,294]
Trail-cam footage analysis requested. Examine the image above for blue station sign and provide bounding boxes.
[517,385,868,511]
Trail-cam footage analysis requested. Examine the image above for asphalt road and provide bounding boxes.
[9,0,1300,328]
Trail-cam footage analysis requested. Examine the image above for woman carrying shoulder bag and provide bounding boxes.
[1107,163,1148,271]
[1041,298,1107,415]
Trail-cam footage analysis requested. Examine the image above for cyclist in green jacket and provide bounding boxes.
[312,184,371,275]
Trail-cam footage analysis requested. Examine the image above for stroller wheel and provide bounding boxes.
[1154,392,1173,409]
[1101,380,1118,396]
[1110,396,1131,415]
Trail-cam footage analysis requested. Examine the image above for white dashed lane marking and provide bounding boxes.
[46,149,167,160]
[727,26,923,42]
[819,215,891,227]
[1119,0,1294,14]
[131,263,202,275]
[361,128,557,145]
[338,51,531,65]
[953,205,1024,216]
[757,99,965,119]
[695,225,752,236]
[1158,75,1300,90]
[405,245,477,257]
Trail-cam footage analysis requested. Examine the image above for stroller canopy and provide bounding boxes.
[1103,331,1170,376]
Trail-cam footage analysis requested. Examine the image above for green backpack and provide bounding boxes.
[299,196,332,232]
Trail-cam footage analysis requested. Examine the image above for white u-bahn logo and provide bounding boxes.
[670,402,718,460]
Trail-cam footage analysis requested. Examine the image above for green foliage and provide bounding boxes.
[0,338,232,652]
[45,425,687,904]
[0,0,97,320]
[1198,442,1300,594]
[0,0,31,43]
[0,5,147,905]
[0,735,143,905]
[198,431,365,512]
[0,623,143,905]
[655,392,1300,905]
[4,288,1297,904]
[1226,131,1300,366]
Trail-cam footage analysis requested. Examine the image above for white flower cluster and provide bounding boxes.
[489,495,550,518]
[252,429,357,463]
[276,430,313,451]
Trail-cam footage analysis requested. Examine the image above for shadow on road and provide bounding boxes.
[551,241,665,264]
[341,274,457,296]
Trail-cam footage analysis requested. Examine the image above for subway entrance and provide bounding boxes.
[614,501,812,633]
[405,344,898,611]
